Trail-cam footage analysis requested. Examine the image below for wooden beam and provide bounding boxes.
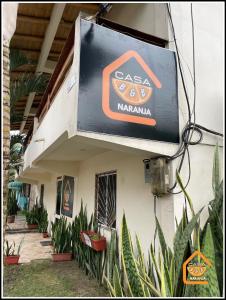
[17,14,49,25]
[68,3,99,12]
[11,48,61,57]
[13,33,66,45]
[20,3,66,133]
[37,23,75,119]
[13,96,42,101]
[59,19,73,29]
[17,14,73,29]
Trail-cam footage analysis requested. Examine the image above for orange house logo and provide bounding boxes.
[183,250,212,285]
[102,50,162,126]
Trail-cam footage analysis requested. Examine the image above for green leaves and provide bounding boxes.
[37,208,48,233]
[10,49,35,71]
[10,73,49,108]
[105,229,119,284]
[4,236,24,256]
[55,145,223,298]
[7,189,18,216]
[71,200,109,284]
[201,224,220,296]
[4,240,16,256]
[113,265,124,297]
[176,170,195,216]
[51,216,72,254]
[155,217,170,266]
[174,209,202,296]
[104,265,124,297]
[212,143,220,196]
[121,213,145,297]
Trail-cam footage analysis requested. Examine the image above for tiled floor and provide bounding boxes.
[5,215,52,263]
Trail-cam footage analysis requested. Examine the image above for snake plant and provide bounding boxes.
[105,144,223,297]
[51,216,72,254]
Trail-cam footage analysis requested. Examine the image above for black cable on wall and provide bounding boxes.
[165,3,223,194]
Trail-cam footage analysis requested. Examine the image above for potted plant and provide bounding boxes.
[25,205,45,229]
[51,216,72,261]
[38,208,49,237]
[4,237,24,265]
[7,190,18,223]
[25,205,39,229]
[80,230,106,251]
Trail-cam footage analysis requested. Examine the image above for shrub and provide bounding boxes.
[25,204,43,225]
[105,144,223,297]
[4,237,24,256]
[51,216,72,254]
[7,190,18,216]
[38,208,48,233]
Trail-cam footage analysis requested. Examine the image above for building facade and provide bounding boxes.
[17,3,223,254]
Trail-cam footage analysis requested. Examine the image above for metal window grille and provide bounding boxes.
[95,171,117,228]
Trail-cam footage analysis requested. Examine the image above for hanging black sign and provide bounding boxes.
[77,20,179,143]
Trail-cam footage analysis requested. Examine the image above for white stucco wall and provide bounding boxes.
[77,151,175,252]
[168,3,224,225]
[169,2,224,146]
[40,150,175,254]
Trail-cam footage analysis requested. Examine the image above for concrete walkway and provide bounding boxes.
[5,214,52,263]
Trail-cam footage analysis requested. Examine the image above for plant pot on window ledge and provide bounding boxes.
[52,253,72,262]
[80,230,107,252]
[4,255,20,265]
[7,215,15,223]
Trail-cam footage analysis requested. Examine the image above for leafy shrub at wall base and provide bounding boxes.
[51,216,72,262]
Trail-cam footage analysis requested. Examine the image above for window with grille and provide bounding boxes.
[95,171,117,228]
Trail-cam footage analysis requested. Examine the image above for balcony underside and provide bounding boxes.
[18,130,178,183]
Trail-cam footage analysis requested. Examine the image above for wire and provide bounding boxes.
[164,3,223,194]
[85,3,112,21]
[167,4,192,123]
[165,3,193,194]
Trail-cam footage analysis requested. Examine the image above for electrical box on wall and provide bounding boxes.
[150,158,169,196]
[143,157,170,196]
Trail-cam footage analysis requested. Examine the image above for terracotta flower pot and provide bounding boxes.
[27,224,38,229]
[91,238,107,251]
[43,232,49,238]
[52,253,72,262]
[4,255,20,265]
[80,230,107,251]
[7,215,15,223]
